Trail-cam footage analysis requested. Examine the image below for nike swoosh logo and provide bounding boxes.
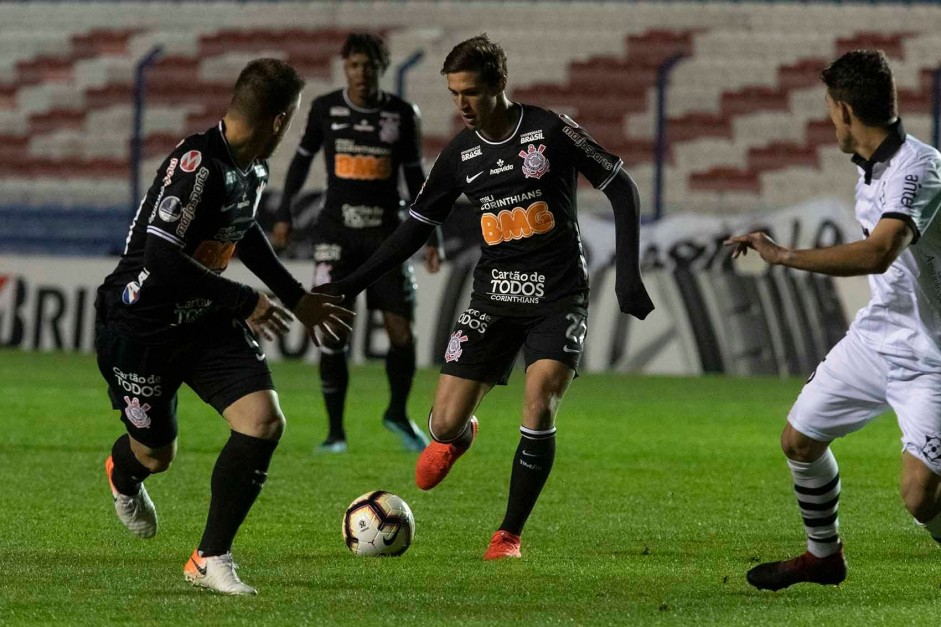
[521,451,539,457]
[221,203,237,212]
[562,346,580,353]
[331,123,349,131]
[466,172,483,183]
[191,557,207,576]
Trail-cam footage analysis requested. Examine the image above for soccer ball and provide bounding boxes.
[342,491,415,557]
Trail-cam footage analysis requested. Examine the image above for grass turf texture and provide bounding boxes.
[0,349,938,625]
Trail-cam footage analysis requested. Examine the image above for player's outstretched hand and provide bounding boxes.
[247,292,295,341]
[293,292,355,347]
[724,231,788,265]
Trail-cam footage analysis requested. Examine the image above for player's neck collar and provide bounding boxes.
[475,103,524,146]
[851,118,906,184]
[342,88,386,113]
[218,120,257,177]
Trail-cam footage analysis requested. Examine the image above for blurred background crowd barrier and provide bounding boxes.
[3,0,932,374]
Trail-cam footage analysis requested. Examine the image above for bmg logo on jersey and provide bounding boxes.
[456,308,491,334]
[480,201,555,245]
[488,269,546,304]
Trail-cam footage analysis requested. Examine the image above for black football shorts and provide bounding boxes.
[311,224,416,319]
[95,317,274,448]
[439,305,588,385]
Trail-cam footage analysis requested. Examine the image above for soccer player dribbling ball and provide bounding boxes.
[726,50,941,591]
[95,59,353,595]
[324,34,654,559]
[270,33,442,454]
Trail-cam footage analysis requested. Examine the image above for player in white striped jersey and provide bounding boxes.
[727,50,941,591]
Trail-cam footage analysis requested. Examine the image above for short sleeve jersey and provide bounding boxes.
[98,122,268,342]
[408,104,622,316]
[298,89,422,231]
[850,120,941,366]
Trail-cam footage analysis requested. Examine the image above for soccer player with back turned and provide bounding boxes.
[727,50,941,590]
[324,35,653,559]
[271,33,441,454]
[95,59,353,595]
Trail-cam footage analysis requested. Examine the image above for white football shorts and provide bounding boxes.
[788,328,941,474]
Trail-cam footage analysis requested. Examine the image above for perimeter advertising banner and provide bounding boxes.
[0,198,868,376]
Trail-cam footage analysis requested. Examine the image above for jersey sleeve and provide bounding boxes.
[146,149,220,249]
[882,151,941,245]
[557,113,624,191]
[297,97,325,157]
[407,147,461,226]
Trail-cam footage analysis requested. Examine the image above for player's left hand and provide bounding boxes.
[724,231,789,265]
[423,245,442,274]
[293,292,355,347]
[247,292,295,341]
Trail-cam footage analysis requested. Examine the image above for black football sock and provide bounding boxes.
[499,427,556,536]
[198,431,278,557]
[384,343,416,423]
[320,347,349,442]
[110,434,152,496]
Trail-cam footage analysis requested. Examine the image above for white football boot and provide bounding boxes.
[184,550,258,595]
[105,455,157,539]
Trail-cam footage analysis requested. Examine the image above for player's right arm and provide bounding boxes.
[726,151,941,275]
[271,98,325,248]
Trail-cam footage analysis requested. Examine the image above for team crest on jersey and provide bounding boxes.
[180,150,202,173]
[519,144,550,179]
[123,396,152,429]
[379,112,401,143]
[444,330,469,363]
[923,435,941,461]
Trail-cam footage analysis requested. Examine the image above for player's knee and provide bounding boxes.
[523,399,554,431]
[138,449,174,473]
[428,408,469,441]
[388,332,414,350]
[780,426,825,462]
[255,411,286,441]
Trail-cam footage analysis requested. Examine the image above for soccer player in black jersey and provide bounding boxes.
[324,35,654,559]
[95,59,353,595]
[271,33,440,454]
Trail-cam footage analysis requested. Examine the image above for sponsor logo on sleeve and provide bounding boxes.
[519,144,549,179]
[561,125,615,171]
[176,166,210,238]
[122,268,150,305]
[461,146,483,161]
[179,150,202,173]
[901,173,922,207]
[157,196,182,223]
[444,330,469,363]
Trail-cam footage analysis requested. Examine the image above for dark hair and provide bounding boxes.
[441,34,507,90]
[230,58,305,121]
[821,49,897,127]
[341,33,390,72]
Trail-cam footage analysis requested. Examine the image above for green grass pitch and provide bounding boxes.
[1,349,938,625]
